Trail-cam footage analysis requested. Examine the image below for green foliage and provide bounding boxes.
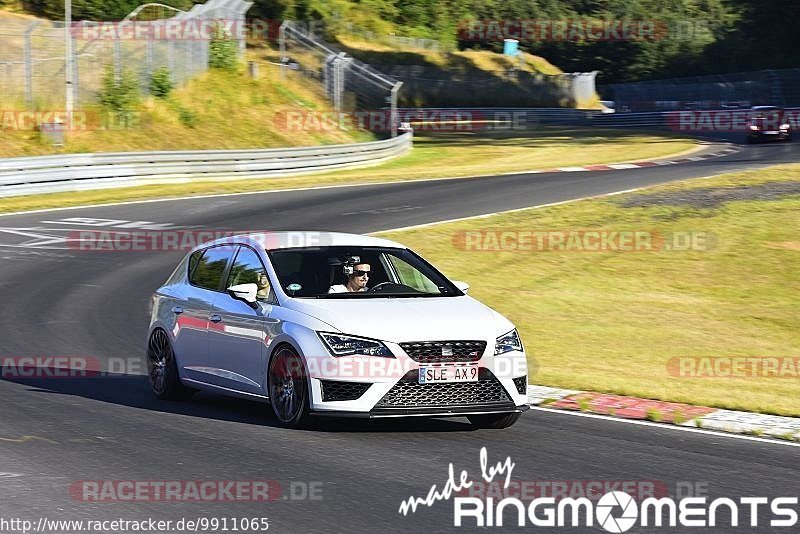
[98,67,140,113]
[178,107,198,128]
[25,0,201,20]
[149,67,173,98]
[209,25,239,71]
[248,0,798,82]
[16,0,800,82]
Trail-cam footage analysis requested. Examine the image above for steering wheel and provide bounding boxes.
[369,282,394,292]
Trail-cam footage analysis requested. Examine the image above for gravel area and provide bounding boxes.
[619,181,800,209]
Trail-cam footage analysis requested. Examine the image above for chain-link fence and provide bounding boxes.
[603,68,800,112]
[0,0,252,108]
[278,21,402,137]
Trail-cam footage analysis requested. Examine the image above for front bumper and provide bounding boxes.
[749,130,791,141]
[311,404,530,419]
[294,330,530,415]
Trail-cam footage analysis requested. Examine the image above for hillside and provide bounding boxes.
[0,9,373,157]
[335,36,583,108]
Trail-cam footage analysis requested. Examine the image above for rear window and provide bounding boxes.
[190,246,235,291]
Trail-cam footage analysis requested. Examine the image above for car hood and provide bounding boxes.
[282,296,513,343]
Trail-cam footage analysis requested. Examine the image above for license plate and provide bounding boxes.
[418,364,478,384]
[765,131,779,134]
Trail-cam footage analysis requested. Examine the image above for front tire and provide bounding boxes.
[147,329,194,400]
[468,412,521,429]
[268,345,309,428]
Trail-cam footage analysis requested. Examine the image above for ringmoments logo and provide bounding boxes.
[398,448,800,530]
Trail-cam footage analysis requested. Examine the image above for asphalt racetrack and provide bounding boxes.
[0,136,798,533]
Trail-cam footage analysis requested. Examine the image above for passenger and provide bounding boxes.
[329,263,370,293]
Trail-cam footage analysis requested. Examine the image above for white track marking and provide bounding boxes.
[556,166,590,172]
[530,406,800,449]
[369,187,654,234]
[607,163,640,169]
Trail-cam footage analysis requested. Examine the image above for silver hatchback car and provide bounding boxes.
[146,232,529,428]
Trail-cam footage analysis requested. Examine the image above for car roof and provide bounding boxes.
[751,105,781,110]
[197,231,406,252]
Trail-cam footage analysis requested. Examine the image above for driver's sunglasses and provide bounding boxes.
[353,270,370,277]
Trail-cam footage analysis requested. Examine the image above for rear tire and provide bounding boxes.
[147,329,194,400]
[468,412,521,429]
[268,345,309,428]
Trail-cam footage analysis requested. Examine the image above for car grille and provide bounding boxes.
[320,380,372,402]
[375,369,510,408]
[400,340,487,364]
[513,376,528,395]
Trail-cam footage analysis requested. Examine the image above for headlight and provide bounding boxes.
[749,125,759,131]
[495,329,523,355]
[780,124,791,130]
[318,332,394,357]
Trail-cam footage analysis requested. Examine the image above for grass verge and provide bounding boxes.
[377,165,800,417]
[0,128,696,214]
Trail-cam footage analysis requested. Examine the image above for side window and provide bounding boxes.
[387,254,439,292]
[228,246,272,301]
[190,246,235,291]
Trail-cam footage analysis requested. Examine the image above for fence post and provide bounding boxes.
[72,36,79,105]
[185,41,193,78]
[278,20,289,80]
[334,52,349,113]
[114,41,121,84]
[390,81,402,138]
[332,55,345,112]
[24,21,40,107]
[168,40,176,83]
[146,37,154,89]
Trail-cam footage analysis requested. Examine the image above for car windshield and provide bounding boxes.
[267,246,461,298]
[752,108,781,120]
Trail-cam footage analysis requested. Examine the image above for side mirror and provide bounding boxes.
[452,280,470,294]
[227,283,258,307]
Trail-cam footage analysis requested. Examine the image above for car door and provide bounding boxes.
[177,245,237,384]
[205,245,279,395]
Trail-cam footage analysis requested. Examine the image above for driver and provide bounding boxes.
[329,263,370,293]
[256,272,271,300]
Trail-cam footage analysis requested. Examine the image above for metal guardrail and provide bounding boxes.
[399,107,800,130]
[0,132,412,198]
